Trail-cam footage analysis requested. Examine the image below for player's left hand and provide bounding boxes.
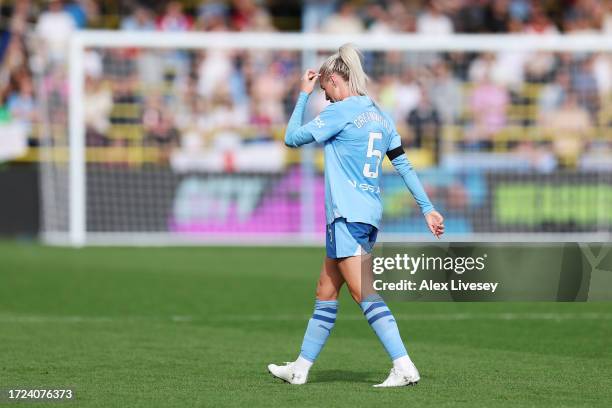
[300,69,320,94]
[425,210,444,238]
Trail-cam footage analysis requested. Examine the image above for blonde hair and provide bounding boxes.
[319,43,369,96]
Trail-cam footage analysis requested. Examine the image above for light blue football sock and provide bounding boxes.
[360,295,408,361]
[299,300,338,362]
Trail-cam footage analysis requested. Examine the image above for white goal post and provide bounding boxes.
[39,31,612,246]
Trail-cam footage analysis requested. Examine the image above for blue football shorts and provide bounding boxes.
[325,218,378,259]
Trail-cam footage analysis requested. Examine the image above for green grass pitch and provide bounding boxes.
[1,241,611,407]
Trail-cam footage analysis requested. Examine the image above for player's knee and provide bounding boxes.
[346,283,362,303]
[315,278,339,300]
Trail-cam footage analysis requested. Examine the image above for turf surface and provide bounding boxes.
[1,242,611,407]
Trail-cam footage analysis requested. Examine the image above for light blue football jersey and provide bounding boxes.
[304,95,401,227]
[285,92,434,229]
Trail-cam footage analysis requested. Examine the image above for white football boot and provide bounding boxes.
[374,362,420,387]
[267,362,308,385]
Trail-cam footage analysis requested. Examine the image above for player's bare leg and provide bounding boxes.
[316,257,345,300]
[267,258,344,384]
[337,253,420,387]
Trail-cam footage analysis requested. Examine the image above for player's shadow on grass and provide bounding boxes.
[312,369,372,383]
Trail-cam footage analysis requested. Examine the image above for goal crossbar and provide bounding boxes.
[60,31,612,246]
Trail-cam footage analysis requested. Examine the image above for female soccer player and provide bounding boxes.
[267,44,444,387]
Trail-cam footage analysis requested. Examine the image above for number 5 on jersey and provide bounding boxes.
[363,132,382,179]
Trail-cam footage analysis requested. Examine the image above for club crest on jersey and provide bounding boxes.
[314,115,325,128]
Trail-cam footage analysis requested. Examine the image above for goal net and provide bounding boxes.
[34,32,612,246]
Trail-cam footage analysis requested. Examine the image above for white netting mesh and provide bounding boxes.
[35,32,612,245]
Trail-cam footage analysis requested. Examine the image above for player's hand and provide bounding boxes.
[425,210,444,239]
[300,69,320,94]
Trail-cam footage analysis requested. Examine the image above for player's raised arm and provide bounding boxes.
[387,132,445,238]
[284,69,319,148]
[285,69,347,148]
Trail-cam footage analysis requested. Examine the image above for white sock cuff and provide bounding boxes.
[294,355,314,372]
[393,355,413,371]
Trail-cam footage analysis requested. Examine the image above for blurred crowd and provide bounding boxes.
[307,0,612,34]
[0,0,611,169]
